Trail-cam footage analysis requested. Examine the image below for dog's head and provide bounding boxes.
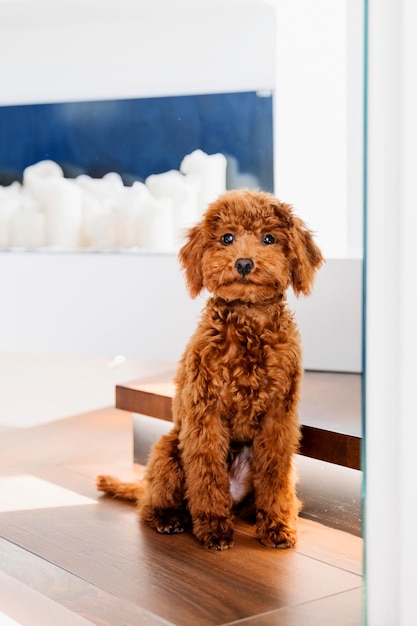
[179,189,324,303]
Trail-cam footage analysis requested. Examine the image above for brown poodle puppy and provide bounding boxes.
[96,189,323,550]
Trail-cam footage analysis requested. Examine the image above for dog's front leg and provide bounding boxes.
[252,410,301,548]
[141,428,190,534]
[179,415,234,550]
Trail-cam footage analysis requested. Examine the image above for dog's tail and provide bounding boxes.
[95,474,144,502]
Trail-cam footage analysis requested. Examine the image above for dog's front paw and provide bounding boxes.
[146,508,190,534]
[193,515,235,551]
[259,524,297,549]
[256,513,297,549]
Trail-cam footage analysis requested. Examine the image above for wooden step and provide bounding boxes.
[0,407,363,626]
[116,370,362,470]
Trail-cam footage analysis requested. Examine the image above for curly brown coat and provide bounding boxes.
[96,189,324,550]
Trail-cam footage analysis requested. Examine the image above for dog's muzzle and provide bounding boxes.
[235,258,254,276]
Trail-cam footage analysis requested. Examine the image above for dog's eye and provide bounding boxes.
[262,234,276,245]
[221,233,235,245]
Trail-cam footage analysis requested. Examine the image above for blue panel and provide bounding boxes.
[0,91,273,191]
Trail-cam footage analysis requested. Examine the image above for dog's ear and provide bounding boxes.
[179,223,205,298]
[289,215,324,296]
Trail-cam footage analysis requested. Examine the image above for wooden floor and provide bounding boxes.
[0,407,363,626]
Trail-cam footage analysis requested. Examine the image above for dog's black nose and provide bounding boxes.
[235,258,254,276]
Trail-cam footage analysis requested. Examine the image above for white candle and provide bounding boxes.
[180,149,227,217]
[23,160,64,203]
[136,195,175,251]
[145,170,200,246]
[0,182,21,247]
[102,171,124,192]
[80,191,106,248]
[11,203,46,248]
[76,172,123,205]
[116,182,150,248]
[42,178,83,247]
[76,173,127,248]
[84,206,114,249]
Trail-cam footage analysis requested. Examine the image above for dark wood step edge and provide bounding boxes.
[116,385,361,471]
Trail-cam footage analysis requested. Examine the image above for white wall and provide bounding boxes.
[366,1,417,623]
[273,0,346,258]
[0,0,276,104]
[0,252,361,372]
[0,252,203,361]
[287,258,362,372]
[272,0,364,259]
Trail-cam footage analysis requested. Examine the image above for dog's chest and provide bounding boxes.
[208,319,276,431]
[219,323,265,380]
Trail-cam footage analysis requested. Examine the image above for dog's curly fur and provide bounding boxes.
[96,189,323,550]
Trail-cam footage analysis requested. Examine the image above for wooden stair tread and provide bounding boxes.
[0,405,362,625]
[116,370,362,470]
[1,506,362,626]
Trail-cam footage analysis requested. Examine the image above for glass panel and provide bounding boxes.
[362,0,369,623]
